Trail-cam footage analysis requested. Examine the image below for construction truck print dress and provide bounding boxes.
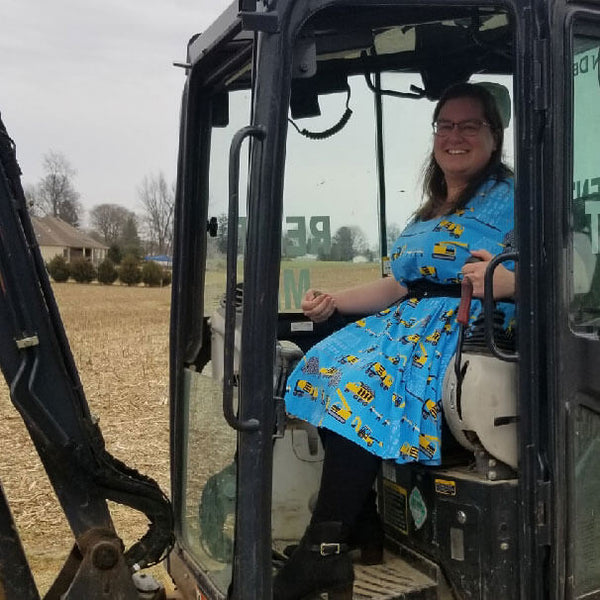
[284,177,515,465]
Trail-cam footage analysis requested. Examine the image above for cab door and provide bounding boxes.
[547,6,600,599]
[168,10,264,599]
[169,4,299,599]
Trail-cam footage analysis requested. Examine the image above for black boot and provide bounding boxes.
[284,490,384,565]
[273,521,354,600]
[312,431,383,566]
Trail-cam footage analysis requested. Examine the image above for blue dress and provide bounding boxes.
[284,178,514,465]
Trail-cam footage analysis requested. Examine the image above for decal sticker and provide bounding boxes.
[291,321,314,332]
[382,479,408,534]
[381,461,396,483]
[435,478,457,496]
[382,256,392,275]
[409,486,428,530]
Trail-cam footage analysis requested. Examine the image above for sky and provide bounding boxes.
[0,2,515,245]
[0,0,232,225]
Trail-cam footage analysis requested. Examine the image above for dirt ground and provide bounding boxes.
[0,283,174,595]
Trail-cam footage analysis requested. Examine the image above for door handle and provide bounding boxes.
[223,126,265,432]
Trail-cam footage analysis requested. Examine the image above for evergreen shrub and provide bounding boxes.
[47,255,70,282]
[119,254,142,286]
[70,258,97,283]
[97,258,118,285]
[141,260,164,287]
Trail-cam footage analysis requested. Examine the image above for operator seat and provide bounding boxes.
[442,352,518,474]
[439,226,598,477]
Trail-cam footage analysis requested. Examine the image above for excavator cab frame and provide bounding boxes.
[168,1,600,598]
[1,0,600,599]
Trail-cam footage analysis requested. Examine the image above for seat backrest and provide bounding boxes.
[442,353,518,470]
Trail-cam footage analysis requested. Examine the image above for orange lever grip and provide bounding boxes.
[457,278,473,325]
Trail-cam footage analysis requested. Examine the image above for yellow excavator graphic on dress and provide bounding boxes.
[326,388,353,423]
[432,240,469,260]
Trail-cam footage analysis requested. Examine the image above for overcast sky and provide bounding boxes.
[1,2,515,245]
[1,0,232,224]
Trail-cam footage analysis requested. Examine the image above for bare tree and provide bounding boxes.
[34,151,82,226]
[386,223,402,251]
[349,225,369,256]
[23,183,42,216]
[138,172,174,255]
[89,203,136,244]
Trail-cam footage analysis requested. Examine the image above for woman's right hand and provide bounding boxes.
[302,289,336,323]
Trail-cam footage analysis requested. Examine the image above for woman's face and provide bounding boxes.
[433,96,497,187]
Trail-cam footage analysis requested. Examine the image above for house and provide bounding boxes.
[31,215,108,267]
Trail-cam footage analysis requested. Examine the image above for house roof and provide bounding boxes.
[31,215,108,249]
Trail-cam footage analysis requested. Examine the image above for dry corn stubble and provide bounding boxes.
[0,282,173,594]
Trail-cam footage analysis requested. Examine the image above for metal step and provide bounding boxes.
[352,551,438,600]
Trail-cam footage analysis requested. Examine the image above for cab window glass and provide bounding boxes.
[281,34,515,314]
[381,72,514,249]
[178,84,251,593]
[282,74,380,311]
[571,30,600,331]
[571,25,600,598]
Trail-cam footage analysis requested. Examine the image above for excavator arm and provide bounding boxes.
[0,113,173,599]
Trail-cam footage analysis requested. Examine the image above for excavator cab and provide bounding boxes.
[168,1,600,599]
[1,0,600,599]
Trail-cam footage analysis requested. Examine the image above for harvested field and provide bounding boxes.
[0,282,173,595]
[0,261,379,596]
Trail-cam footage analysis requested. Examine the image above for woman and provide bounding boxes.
[274,83,515,600]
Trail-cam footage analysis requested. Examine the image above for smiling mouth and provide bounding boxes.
[447,149,467,155]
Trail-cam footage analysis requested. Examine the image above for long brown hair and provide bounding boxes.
[417,82,512,221]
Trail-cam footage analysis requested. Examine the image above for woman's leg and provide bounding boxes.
[273,430,381,600]
[311,429,382,527]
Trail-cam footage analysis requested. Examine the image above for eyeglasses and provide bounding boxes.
[432,119,491,137]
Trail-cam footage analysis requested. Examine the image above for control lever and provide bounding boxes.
[484,252,519,362]
[454,256,480,417]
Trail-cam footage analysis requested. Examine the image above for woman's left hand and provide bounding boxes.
[461,249,515,299]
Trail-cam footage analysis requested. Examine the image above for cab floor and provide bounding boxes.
[272,545,442,600]
[352,551,438,600]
